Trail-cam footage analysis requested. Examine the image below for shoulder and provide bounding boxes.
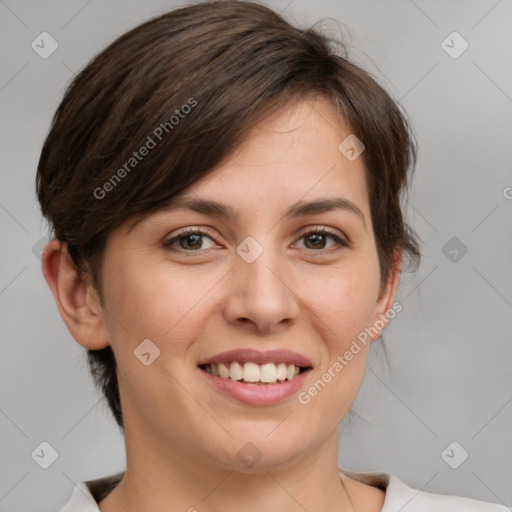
[57,482,98,512]
[57,472,124,512]
[383,473,509,511]
[339,467,509,512]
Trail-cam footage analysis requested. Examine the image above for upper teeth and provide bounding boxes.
[203,362,301,383]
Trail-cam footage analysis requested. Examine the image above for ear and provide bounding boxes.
[368,249,402,342]
[41,238,110,350]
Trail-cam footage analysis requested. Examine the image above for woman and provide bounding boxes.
[36,1,507,510]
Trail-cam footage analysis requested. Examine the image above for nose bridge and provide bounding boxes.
[225,234,299,330]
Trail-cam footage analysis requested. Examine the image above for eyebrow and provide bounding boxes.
[127,195,367,233]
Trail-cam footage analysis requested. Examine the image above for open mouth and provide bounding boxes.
[198,361,311,385]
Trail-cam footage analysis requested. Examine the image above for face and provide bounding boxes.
[92,96,398,472]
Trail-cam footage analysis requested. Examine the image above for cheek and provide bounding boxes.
[304,261,380,348]
[103,262,222,351]
[297,270,378,422]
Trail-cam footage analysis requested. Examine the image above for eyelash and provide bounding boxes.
[163,226,350,256]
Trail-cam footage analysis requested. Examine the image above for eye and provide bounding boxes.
[294,227,349,252]
[163,227,218,253]
[163,226,350,255]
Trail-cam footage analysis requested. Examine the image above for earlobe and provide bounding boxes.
[41,238,110,350]
[370,249,403,342]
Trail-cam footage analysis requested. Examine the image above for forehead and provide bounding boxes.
[188,97,369,212]
[124,96,370,234]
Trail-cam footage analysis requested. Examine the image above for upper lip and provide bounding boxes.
[197,349,313,368]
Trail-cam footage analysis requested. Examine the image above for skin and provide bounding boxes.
[43,96,401,512]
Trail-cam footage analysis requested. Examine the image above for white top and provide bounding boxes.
[58,468,509,511]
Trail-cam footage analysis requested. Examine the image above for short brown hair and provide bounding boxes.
[36,0,421,430]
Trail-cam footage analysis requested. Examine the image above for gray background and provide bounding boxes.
[1,0,511,510]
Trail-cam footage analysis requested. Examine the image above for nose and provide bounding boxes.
[223,242,300,333]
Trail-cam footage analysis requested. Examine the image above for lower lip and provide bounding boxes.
[198,367,311,406]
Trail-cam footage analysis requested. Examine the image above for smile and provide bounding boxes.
[197,348,313,405]
[199,361,308,384]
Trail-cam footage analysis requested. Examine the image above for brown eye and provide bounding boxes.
[295,228,349,252]
[179,233,204,250]
[304,232,330,249]
[164,228,217,252]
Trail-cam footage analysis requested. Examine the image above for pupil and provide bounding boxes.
[183,234,201,249]
[307,234,325,249]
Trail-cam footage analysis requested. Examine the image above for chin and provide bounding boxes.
[205,429,310,473]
